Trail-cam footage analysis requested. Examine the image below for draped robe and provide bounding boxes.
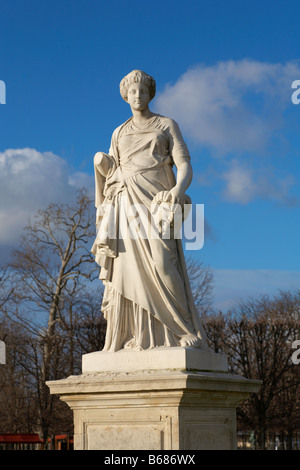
[91,114,207,351]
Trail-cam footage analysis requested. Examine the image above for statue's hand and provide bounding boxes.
[94,152,112,177]
[163,187,186,206]
[152,189,192,225]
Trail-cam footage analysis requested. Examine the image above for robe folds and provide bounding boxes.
[91,114,207,351]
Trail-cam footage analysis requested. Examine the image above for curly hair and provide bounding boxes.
[120,70,156,103]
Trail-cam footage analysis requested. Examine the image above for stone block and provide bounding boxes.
[47,349,261,450]
[82,346,228,374]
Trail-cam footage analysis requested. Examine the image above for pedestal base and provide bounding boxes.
[82,346,228,373]
[47,348,260,450]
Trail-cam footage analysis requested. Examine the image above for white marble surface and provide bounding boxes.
[47,368,261,450]
[82,346,228,373]
[91,70,208,352]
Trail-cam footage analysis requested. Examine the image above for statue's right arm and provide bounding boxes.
[94,152,113,177]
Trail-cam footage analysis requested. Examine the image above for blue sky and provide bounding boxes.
[1,0,300,309]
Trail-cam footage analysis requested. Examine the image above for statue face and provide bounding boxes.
[127,82,151,111]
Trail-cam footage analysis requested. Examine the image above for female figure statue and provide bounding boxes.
[91,70,207,352]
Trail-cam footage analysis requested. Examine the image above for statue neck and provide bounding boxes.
[131,107,154,126]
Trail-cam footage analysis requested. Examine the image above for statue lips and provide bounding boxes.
[134,98,146,109]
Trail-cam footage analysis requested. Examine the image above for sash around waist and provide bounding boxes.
[103,160,173,199]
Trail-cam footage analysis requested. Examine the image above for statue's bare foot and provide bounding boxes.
[180,334,201,348]
[124,338,142,351]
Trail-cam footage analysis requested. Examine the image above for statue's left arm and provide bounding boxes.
[94,152,113,177]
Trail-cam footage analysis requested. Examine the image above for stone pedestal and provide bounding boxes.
[47,347,260,450]
[82,346,228,374]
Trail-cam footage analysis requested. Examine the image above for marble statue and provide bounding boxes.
[91,70,207,352]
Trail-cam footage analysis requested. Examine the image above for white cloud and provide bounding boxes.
[0,148,94,245]
[154,59,300,155]
[222,164,256,204]
[68,170,95,190]
[222,161,296,205]
[154,59,300,204]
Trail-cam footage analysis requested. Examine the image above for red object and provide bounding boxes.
[0,434,42,443]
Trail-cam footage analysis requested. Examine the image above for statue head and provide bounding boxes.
[120,70,156,103]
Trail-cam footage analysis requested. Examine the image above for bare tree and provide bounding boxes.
[271,365,300,449]
[213,291,300,449]
[186,257,214,315]
[55,287,106,376]
[72,291,106,355]
[202,311,227,354]
[0,265,14,312]
[0,318,34,433]
[7,189,97,445]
